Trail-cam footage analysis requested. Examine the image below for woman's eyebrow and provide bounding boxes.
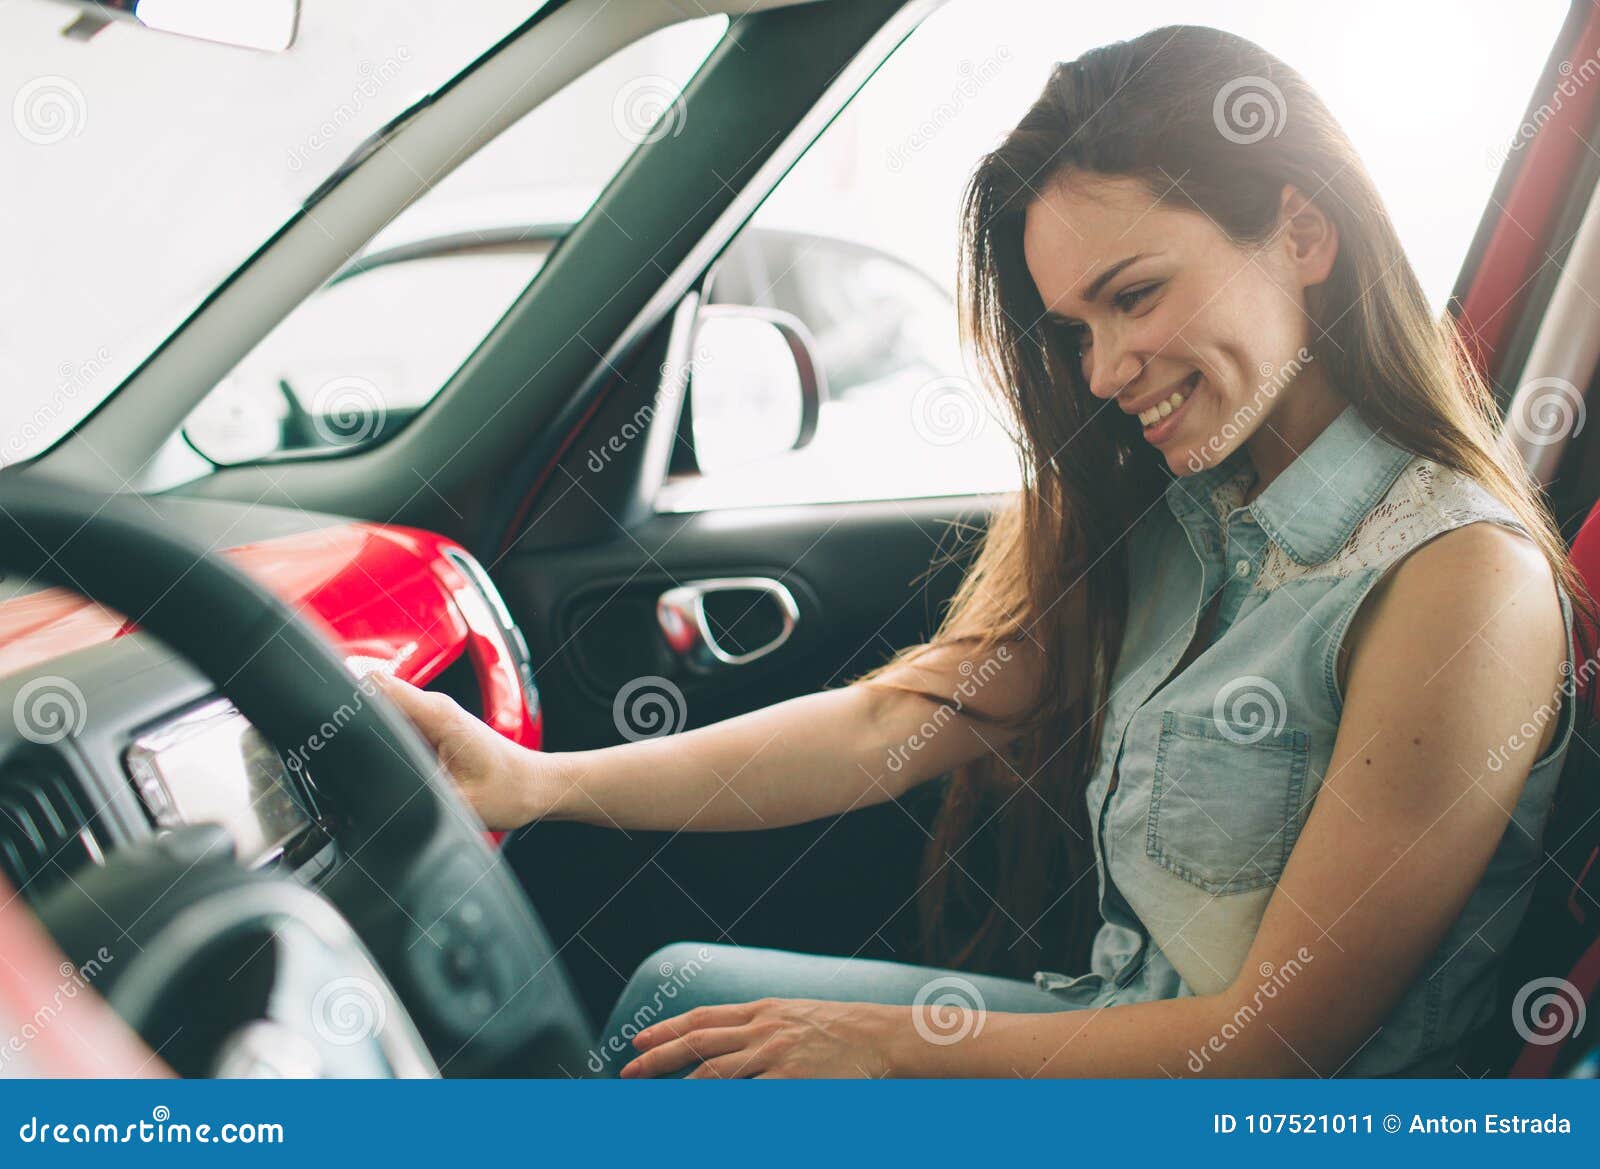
[1041,252,1164,326]
[1078,252,1149,303]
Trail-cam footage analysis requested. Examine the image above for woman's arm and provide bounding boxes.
[623,523,1570,1077]
[376,632,1049,833]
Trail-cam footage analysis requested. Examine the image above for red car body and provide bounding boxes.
[0,523,542,751]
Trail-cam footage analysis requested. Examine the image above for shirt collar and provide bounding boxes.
[1164,402,1415,567]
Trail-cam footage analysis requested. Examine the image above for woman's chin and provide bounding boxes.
[1163,414,1223,476]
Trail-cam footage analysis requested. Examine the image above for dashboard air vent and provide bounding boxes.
[0,753,102,902]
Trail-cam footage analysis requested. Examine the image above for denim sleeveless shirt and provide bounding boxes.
[1031,403,1578,1076]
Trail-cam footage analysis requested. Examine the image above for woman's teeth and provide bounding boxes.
[1139,372,1201,428]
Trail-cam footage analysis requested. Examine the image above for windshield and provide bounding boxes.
[0,0,545,467]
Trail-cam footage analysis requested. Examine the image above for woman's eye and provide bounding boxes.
[1115,282,1161,312]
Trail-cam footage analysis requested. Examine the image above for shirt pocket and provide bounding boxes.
[1145,710,1310,894]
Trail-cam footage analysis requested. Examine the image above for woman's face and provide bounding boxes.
[1021,172,1336,474]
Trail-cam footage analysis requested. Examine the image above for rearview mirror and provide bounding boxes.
[62,0,300,52]
[687,306,827,475]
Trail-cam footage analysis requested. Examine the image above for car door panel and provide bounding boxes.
[496,494,989,1021]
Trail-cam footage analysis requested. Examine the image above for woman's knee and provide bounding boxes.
[590,942,736,1077]
[620,942,728,1012]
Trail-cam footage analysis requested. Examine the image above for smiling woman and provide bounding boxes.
[870,22,1586,1072]
[377,21,1591,1078]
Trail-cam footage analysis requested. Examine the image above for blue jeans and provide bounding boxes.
[589,942,1088,1078]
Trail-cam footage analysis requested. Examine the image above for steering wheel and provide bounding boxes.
[0,475,591,1077]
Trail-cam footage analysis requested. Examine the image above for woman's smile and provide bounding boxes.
[1139,370,1203,444]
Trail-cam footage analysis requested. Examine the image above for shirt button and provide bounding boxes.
[1235,558,1252,578]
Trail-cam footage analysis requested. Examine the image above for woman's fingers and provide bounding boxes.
[632,1002,761,1050]
[686,1051,767,1079]
[371,673,451,742]
[619,1025,752,1078]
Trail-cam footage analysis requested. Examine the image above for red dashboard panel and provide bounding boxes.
[0,521,542,752]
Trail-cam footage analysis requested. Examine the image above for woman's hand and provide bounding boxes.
[619,999,908,1078]
[372,673,565,830]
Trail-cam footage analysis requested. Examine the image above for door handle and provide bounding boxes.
[656,577,799,672]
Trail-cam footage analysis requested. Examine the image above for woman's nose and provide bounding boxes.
[1086,343,1144,401]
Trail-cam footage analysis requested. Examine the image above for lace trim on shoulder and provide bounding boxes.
[1255,459,1521,591]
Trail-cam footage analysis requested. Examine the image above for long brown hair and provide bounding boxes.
[862,24,1597,978]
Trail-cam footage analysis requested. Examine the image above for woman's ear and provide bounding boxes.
[1278,183,1339,293]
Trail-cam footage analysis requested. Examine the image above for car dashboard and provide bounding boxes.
[123,695,334,874]
[0,496,541,905]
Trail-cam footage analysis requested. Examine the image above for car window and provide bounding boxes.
[653,0,1566,513]
[184,252,548,462]
[1,0,549,468]
[181,16,727,466]
[657,227,1016,511]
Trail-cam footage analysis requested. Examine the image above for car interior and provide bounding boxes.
[2,0,1599,1078]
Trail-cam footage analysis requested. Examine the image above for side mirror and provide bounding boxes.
[686,306,827,474]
